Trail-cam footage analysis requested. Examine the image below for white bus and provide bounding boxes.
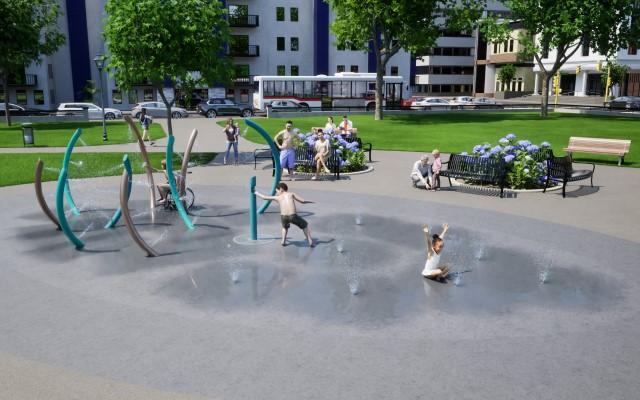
[252,73,405,111]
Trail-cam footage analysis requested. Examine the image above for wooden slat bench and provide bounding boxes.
[440,154,508,198]
[564,137,631,166]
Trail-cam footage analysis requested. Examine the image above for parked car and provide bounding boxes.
[267,100,310,112]
[605,96,640,111]
[197,98,254,118]
[472,97,504,109]
[450,96,476,109]
[411,97,452,110]
[131,102,189,119]
[0,103,50,116]
[400,96,425,108]
[57,102,123,120]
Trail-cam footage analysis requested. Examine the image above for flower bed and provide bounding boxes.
[294,131,367,173]
[462,133,552,189]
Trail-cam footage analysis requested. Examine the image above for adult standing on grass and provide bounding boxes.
[140,108,153,144]
[222,117,239,165]
[312,129,330,180]
[274,120,296,180]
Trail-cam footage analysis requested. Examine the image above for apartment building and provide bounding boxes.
[474,22,536,97]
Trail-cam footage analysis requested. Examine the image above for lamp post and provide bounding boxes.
[93,54,108,141]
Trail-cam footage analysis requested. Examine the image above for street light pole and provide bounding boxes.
[93,54,108,141]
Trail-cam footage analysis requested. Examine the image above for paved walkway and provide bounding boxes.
[2,118,640,399]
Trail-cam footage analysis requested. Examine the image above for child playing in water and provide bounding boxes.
[422,223,450,280]
[255,182,315,247]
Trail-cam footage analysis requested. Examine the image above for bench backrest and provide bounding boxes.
[548,155,573,177]
[295,144,340,165]
[567,137,631,153]
[447,154,506,178]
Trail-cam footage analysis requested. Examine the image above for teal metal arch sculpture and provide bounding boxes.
[244,118,282,214]
[166,135,195,230]
[104,153,133,229]
[55,167,84,249]
[61,128,83,216]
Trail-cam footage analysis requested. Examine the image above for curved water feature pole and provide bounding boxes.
[119,155,158,257]
[179,129,198,196]
[243,118,281,214]
[34,159,61,230]
[60,128,83,216]
[166,135,195,230]
[250,176,257,240]
[55,167,84,249]
[104,154,133,229]
[124,115,157,212]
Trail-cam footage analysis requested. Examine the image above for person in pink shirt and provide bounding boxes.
[430,149,442,190]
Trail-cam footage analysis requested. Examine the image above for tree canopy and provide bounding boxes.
[328,0,485,120]
[0,0,65,125]
[105,0,232,134]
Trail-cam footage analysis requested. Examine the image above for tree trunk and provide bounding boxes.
[3,74,11,126]
[158,87,173,136]
[540,74,551,118]
[375,57,384,121]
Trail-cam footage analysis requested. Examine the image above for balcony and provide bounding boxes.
[233,75,255,86]
[229,14,259,27]
[4,73,38,86]
[229,45,260,57]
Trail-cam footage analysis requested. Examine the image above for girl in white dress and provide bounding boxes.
[422,223,450,280]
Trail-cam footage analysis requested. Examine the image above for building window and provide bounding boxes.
[112,89,122,105]
[226,88,235,99]
[390,66,398,76]
[240,89,249,103]
[350,65,359,73]
[582,37,590,56]
[493,43,498,54]
[16,90,27,105]
[48,64,54,79]
[509,39,514,52]
[0,90,4,102]
[628,45,637,55]
[33,90,44,105]
[128,90,138,104]
[291,65,299,76]
[277,37,285,51]
[235,64,250,77]
[276,7,284,21]
[290,37,299,51]
[143,88,154,101]
[337,43,345,51]
[277,65,286,76]
[290,7,298,21]
[337,65,345,73]
[49,89,55,104]
[542,45,549,58]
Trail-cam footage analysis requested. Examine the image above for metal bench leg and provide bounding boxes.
[618,156,623,166]
[562,181,567,198]
[590,174,593,187]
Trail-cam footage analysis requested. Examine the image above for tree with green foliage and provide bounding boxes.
[601,62,630,98]
[486,0,640,117]
[104,0,232,135]
[327,0,485,120]
[497,64,517,91]
[0,0,65,126]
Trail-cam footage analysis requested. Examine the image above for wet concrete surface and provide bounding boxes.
[2,182,640,399]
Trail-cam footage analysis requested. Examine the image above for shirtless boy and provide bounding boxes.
[255,182,314,247]
[274,121,296,180]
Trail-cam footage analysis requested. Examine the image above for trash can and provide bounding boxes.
[22,123,34,146]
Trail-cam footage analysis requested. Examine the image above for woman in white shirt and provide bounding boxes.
[312,129,331,180]
[422,223,450,280]
[324,116,336,135]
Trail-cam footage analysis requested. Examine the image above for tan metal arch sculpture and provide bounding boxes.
[119,155,158,257]
[179,129,198,197]
[124,115,157,212]
[34,159,61,230]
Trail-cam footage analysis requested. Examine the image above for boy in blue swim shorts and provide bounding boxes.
[274,120,296,180]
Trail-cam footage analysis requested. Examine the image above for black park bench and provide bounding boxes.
[440,154,508,197]
[295,145,341,179]
[543,155,595,198]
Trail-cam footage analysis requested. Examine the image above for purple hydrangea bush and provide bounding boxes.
[469,133,551,189]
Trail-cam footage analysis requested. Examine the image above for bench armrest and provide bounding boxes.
[573,161,596,173]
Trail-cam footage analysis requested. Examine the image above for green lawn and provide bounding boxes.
[0,121,165,147]
[0,152,216,187]
[228,112,639,167]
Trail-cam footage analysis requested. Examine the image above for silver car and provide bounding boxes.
[131,102,189,119]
